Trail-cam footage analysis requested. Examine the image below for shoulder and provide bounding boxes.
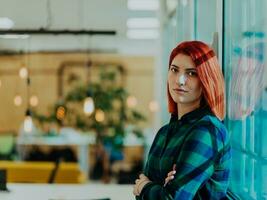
[194,114,228,134]
[153,124,169,139]
[190,114,229,150]
[203,115,229,142]
[158,123,169,133]
[147,124,169,155]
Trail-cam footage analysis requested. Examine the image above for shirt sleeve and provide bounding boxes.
[138,125,216,200]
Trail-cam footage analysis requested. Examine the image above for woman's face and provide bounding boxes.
[168,54,203,108]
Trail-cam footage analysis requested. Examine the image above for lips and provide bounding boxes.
[173,88,188,93]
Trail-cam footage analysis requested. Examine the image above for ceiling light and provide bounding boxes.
[149,100,160,112]
[0,34,29,39]
[14,95,23,106]
[127,96,138,108]
[0,17,14,29]
[128,0,159,11]
[23,109,33,133]
[19,67,28,79]
[84,97,95,116]
[127,29,159,39]
[30,95,39,107]
[127,18,160,29]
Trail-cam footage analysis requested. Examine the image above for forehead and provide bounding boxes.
[171,54,196,69]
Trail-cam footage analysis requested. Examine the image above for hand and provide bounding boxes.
[164,164,176,187]
[133,174,151,196]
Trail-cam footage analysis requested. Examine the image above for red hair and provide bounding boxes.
[167,41,225,120]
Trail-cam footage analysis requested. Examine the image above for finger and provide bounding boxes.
[139,174,149,182]
[173,164,176,171]
[135,179,140,184]
[135,186,140,196]
[164,176,171,187]
[166,175,174,182]
[167,171,176,178]
[133,186,136,195]
[165,177,170,184]
[139,174,145,179]
[164,177,170,187]
[133,185,139,196]
[165,175,174,184]
[167,171,174,176]
[133,187,138,196]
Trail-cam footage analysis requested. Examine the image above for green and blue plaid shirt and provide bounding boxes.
[138,106,231,200]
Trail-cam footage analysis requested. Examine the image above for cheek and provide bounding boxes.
[191,80,203,95]
[167,74,174,86]
[168,81,174,96]
[196,85,203,96]
[197,87,203,97]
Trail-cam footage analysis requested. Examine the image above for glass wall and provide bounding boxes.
[161,0,219,122]
[194,0,217,44]
[161,0,267,199]
[161,15,177,123]
[224,0,267,199]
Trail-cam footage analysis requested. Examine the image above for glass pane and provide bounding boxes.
[224,0,267,199]
[161,13,180,123]
[261,163,267,198]
[195,0,217,43]
[230,148,244,192]
[175,0,195,42]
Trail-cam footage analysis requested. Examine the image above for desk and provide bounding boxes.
[0,183,134,200]
[16,134,95,178]
[16,133,144,180]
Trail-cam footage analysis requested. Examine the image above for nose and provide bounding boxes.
[176,74,187,86]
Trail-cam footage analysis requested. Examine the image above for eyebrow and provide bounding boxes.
[170,64,196,71]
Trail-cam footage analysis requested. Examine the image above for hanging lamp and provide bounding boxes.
[83,90,94,116]
[23,77,33,133]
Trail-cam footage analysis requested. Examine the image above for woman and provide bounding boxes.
[133,41,231,199]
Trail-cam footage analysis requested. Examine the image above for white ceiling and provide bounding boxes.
[0,0,160,55]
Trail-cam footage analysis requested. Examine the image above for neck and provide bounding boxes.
[177,101,201,120]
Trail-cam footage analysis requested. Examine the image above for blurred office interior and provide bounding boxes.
[0,0,266,199]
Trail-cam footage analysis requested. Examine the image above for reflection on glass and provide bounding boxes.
[229,42,264,120]
[224,0,267,199]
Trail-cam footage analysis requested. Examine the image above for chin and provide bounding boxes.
[173,98,186,104]
[171,94,185,102]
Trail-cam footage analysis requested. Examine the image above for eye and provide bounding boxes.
[187,71,197,76]
[170,67,178,73]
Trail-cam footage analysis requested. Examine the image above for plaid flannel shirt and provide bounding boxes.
[137,106,231,200]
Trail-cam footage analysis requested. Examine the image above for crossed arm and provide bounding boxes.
[133,127,215,200]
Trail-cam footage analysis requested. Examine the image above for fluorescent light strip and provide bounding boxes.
[127,0,159,11]
[127,18,160,29]
[127,29,159,39]
[0,17,14,29]
[0,34,30,39]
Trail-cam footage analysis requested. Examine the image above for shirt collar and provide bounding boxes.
[169,105,213,124]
